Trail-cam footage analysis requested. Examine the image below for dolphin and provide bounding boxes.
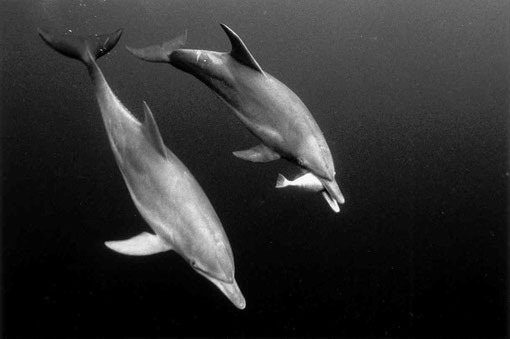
[38,28,246,309]
[126,24,345,213]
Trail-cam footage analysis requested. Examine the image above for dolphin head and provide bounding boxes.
[187,239,234,284]
[195,269,246,310]
[295,136,346,207]
[296,136,336,182]
[180,225,246,309]
[189,249,246,309]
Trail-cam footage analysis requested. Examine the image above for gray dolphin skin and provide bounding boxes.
[38,28,246,309]
[126,24,345,212]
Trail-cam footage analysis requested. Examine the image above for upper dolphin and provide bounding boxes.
[38,28,246,309]
[126,24,345,213]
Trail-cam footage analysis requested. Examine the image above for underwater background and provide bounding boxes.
[1,0,508,337]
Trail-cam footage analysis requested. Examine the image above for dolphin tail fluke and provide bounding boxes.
[126,30,187,63]
[275,173,290,188]
[38,28,123,67]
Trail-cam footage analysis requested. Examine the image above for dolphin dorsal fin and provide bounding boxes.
[141,101,167,159]
[220,24,265,74]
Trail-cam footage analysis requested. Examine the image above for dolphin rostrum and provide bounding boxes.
[38,28,246,309]
[126,24,345,213]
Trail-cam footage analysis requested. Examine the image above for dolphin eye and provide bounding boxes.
[190,260,197,268]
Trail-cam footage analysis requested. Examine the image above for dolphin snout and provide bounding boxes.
[205,274,246,310]
[233,290,246,310]
[321,178,345,205]
[220,278,246,310]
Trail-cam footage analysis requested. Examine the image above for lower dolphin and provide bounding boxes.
[126,24,345,213]
[38,28,246,309]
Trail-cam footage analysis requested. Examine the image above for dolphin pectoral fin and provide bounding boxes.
[141,101,167,159]
[322,191,340,213]
[233,144,280,163]
[220,24,264,75]
[105,232,172,256]
[126,30,187,63]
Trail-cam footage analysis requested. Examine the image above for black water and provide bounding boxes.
[1,0,508,337]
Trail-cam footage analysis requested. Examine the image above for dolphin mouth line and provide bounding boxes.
[297,160,334,182]
[195,270,246,310]
[303,168,334,185]
[193,266,233,284]
[317,173,334,182]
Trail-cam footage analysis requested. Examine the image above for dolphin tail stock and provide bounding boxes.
[275,173,290,188]
[38,28,123,70]
[126,30,187,63]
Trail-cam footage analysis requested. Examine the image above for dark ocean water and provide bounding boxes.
[1,0,508,337]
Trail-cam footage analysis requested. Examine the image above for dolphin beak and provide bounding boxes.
[208,276,246,310]
[320,178,345,210]
[196,270,246,309]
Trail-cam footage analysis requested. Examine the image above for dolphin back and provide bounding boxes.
[38,28,123,67]
[126,31,187,63]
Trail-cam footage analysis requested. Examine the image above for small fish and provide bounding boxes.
[276,173,323,191]
[275,173,340,213]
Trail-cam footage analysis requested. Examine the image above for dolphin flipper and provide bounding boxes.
[105,232,172,256]
[233,144,280,163]
[126,31,187,63]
